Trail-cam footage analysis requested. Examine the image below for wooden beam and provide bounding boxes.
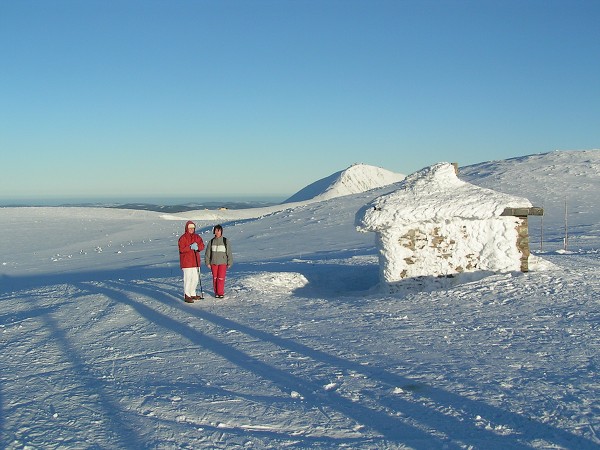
[501,207,544,217]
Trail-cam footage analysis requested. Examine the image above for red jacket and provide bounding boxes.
[178,220,205,269]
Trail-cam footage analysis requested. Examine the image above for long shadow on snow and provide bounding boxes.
[136,379,381,447]
[95,280,445,448]
[0,263,176,295]
[1,302,37,445]
[0,288,144,449]
[100,279,596,449]
[3,262,598,447]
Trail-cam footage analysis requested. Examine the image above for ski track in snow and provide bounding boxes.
[1,151,600,449]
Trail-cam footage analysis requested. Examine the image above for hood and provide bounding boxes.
[184,220,196,232]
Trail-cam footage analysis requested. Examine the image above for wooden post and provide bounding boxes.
[564,198,568,251]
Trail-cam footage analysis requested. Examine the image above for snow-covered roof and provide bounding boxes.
[357,163,533,230]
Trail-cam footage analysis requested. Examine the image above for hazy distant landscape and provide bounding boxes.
[0,198,283,213]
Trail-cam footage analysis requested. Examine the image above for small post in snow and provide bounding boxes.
[564,197,569,251]
[540,201,544,252]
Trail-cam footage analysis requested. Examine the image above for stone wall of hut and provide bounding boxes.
[376,216,527,287]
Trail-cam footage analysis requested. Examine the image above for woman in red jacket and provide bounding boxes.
[178,220,205,303]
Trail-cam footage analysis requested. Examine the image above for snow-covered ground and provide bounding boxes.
[1,150,599,449]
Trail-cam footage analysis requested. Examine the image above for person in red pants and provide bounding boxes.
[205,224,233,298]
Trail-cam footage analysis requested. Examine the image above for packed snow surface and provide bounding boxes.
[1,150,599,449]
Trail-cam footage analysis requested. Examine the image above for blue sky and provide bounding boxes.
[1,0,599,201]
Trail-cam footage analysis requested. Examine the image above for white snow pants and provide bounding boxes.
[182,267,199,297]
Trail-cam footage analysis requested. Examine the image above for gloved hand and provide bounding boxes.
[190,243,199,251]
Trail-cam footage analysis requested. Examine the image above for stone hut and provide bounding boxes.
[355,163,542,291]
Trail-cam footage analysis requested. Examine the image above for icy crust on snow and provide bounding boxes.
[284,163,405,203]
[357,163,533,230]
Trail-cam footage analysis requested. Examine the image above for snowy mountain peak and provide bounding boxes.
[284,163,405,203]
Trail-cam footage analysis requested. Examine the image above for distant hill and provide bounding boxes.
[284,163,406,203]
[460,149,600,238]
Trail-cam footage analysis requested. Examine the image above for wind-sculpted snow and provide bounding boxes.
[1,150,599,448]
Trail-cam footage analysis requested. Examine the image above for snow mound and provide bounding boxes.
[284,163,405,203]
[237,272,309,293]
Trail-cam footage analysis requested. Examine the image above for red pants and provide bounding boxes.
[211,264,227,296]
